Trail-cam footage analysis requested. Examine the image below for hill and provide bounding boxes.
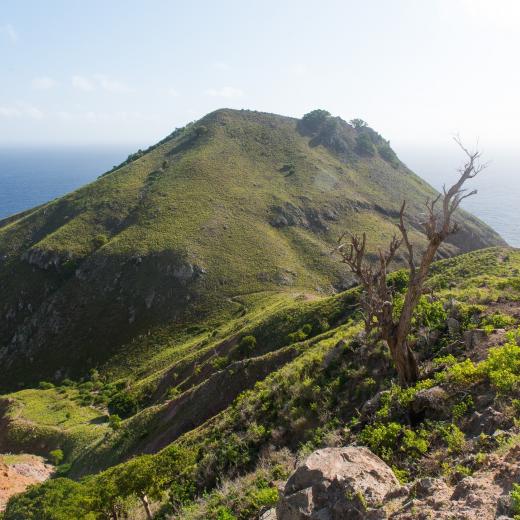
[0,108,504,391]
[2,246,520,519]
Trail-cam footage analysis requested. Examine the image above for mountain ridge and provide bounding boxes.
[0,108,505,391]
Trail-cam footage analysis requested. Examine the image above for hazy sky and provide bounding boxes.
[1,0,520,150]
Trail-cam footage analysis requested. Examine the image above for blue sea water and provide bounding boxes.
[0,146,518,247]
[398,146,520,248]
[0,147,131,219]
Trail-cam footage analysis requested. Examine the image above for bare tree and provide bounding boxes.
[336,138,485,386]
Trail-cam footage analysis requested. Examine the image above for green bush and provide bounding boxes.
[287,324,313,343]
[38,381,54,390]
[481,312,515,330]
[510,483,520,519]
[237,335,257,357]
[93,234,109,248]
[49,449,64,466]
[355,133,375,156]
[211,356,229,370]
[359,422,429,462]
[300,109,331,134]
[378,143,399,167]
[4,478,89,520]
[108,391,138,418]
[109,414,122,430]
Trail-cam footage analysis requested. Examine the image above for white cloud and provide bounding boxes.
[205,86,244,98]
[167,87,180,97]
[0,103,43,119]
[1,24,18,43]
[32,77,58,90]
[71,74,133,93]
[72,75,95,91]
[93,74,134,93]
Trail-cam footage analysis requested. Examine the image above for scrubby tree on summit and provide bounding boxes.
[336,138,486,386]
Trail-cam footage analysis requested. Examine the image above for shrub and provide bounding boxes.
[108,391,138,418]
[109,414,122,430]
[378,143,399,167]
[355,133,375,156]
[481,312,515,330]
[38,381,54,390]
[441,424,466,454]
[360,421,430,462]
[349,118,367,129]
[237,335,257,357]
[49,449,64,466]
[300,109,331,134]
[195,125,208,137]
[481,338,520,393]
[413,297,447,330]
[510,483,520,518]
[215,507,237,520]
[93,234,108,248]
[4,478,87,520]
[211,356,229,370]
[287,324,313,343]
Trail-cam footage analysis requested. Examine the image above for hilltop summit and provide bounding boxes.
[0,108,504,390]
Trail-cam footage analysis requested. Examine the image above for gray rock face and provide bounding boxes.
[276,446,400,520]
[463,329,487,349]
[466,407,513,436]
[447,317,461,335]
[411,385,450,418]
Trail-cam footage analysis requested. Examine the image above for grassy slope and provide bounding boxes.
[3,246,520,519]
[0,109,504,391]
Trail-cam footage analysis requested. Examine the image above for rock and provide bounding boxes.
[361,391,389,420]
[447,317,461,335]
[463,329,487,350]
[410,477,448,498]
[276,446,400,519]
[466,407,513,436]
[260,508,278,520]
[411,386,449,417]
[496,494,513,515]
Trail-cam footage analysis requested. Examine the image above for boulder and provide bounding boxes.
[447,317,461,335]
[466,407,513,436]
[276,446,400,519]
[463,329,487,350]
[411,386,450,418]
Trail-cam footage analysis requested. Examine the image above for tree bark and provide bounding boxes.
[387,336,419,387]
[139,493,153,520]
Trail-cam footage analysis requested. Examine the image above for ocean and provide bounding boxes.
[398,146,520,247]
[0,146,518,247]
[0,147,131,220]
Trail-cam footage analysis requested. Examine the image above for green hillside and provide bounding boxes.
[2,246,519,519]
[0,109,504,392]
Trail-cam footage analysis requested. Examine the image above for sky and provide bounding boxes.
[1,0,520,151]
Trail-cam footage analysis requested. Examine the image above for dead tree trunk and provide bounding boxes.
[337,138,485,386]
[139,492,153,520]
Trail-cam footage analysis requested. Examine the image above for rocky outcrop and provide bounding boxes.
[21,247,73,271]
[276,446,401,519]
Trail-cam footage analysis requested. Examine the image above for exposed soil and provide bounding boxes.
[0,454,53,511]
[391,443,520,519]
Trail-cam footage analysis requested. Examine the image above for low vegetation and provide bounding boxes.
[2,246,519,518]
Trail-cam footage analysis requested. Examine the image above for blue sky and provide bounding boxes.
[1,0,520,149]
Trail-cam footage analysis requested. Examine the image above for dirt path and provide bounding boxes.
[0,454,53,511]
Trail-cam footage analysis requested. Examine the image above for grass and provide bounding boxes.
[3,246,520,519]
[2,387,109,461]
[0,109,504,391]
